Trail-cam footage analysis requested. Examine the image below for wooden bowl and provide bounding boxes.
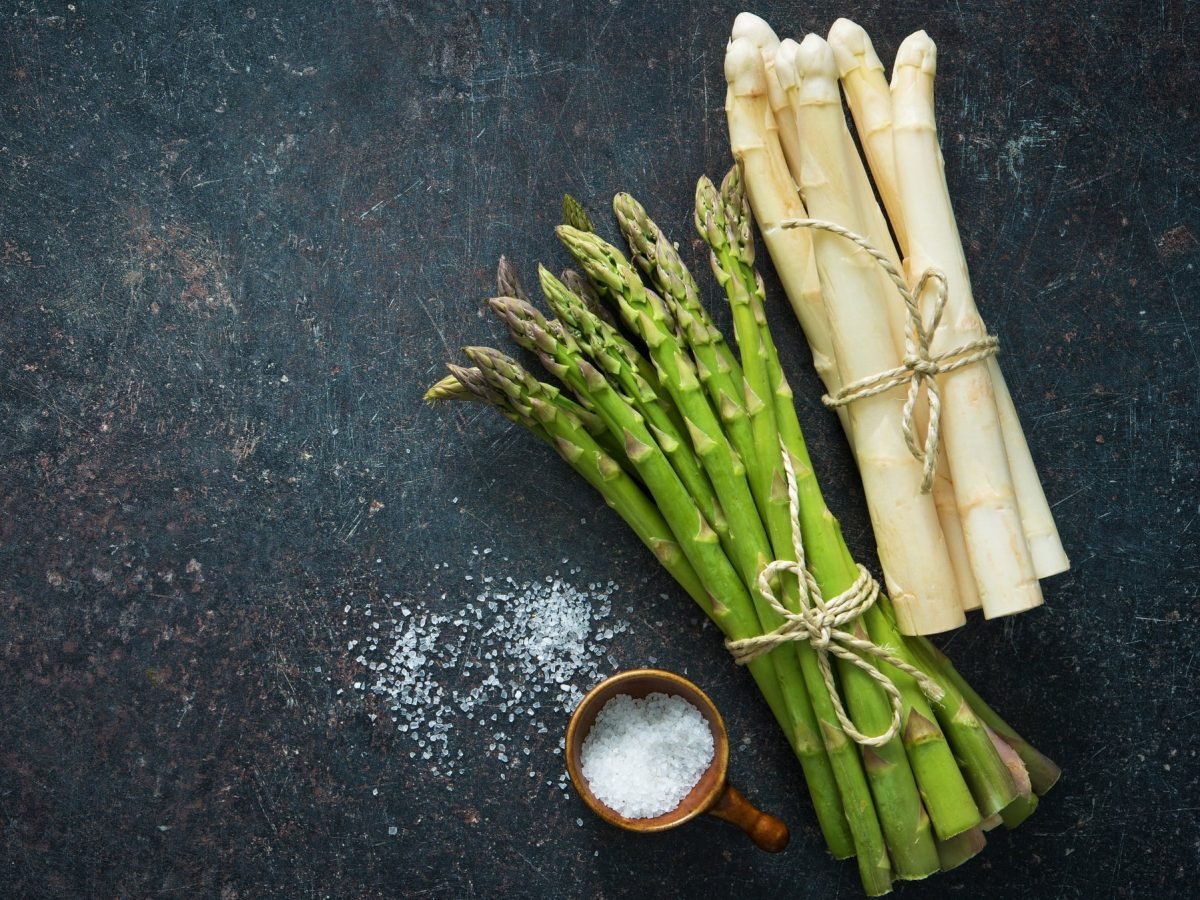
[565,669,789,852]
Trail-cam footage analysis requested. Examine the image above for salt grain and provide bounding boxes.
[579,693,714,819]
[350,553,627,777]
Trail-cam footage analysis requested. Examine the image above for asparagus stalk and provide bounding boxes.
[555,227,774,592]
[891,32,1045,619]
[612,193,766,530]
[554,269,656,393]
[562,265,666,419]
[613,192,742,385]
[781,35,964,636]
[723,37,845,411]
[825,20,909,253]
[730,14,802,191]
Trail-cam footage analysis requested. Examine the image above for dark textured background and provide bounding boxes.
[1,1,1197,897]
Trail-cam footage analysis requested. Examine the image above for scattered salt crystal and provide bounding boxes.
[349,554,627,781]
[579,693,714,819]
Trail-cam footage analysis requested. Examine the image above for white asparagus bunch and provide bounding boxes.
[724,14,1069,632]
[828,20,1070,583]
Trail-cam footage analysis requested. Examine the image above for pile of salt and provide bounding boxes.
[579,692,714,819]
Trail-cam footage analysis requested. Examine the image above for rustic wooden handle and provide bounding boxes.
[706,784,790,853]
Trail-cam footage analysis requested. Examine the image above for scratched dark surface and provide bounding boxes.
[1,0,1196,897]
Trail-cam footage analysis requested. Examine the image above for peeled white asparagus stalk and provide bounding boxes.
[783,34,965,635]
[723,38,841,409]
[777,36,982,614]
[833,18,1069,580]
[731,14,801,186]
[826,19,908,250]
[890,31,1043,618]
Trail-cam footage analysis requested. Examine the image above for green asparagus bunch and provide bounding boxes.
[425,170,1058,895]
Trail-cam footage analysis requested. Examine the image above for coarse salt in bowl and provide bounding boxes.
[579,691,716,819]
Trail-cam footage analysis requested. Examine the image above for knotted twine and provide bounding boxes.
[780,218,999,494]
[725,439,944,747]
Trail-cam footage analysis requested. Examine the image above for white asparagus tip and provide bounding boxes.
[725,35,768,97]
[826,18,885,76]
[731,12,781,51]
[895,30,937,75]
[773,38,801,90]
[792,33,840,103]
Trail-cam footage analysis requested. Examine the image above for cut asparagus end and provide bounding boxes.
[935,826,986,871]
[998,791,1039,829]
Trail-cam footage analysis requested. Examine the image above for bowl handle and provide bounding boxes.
[706,783,790,852]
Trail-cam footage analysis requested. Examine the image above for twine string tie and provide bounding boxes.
[724,439,944,747]
[779,217,999,493]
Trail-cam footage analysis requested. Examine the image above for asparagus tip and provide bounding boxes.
[422,372,461,404]
[773,39,802,89]
[895,30,937,74]
[826,19,882,74]
[725,36,768,97]
[561,194,594,233]
[794,33,839,89]
[730,12,780,52]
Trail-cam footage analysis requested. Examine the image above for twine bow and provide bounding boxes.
[780,218,999,493]
[725,440,944,747]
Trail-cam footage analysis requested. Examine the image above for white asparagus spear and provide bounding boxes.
[777,37,982,614]
[891,32,1044,618]
[782,34,965,635]
[826,19,908,250]
[731,14,801,186]
[832,18,1069,580]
